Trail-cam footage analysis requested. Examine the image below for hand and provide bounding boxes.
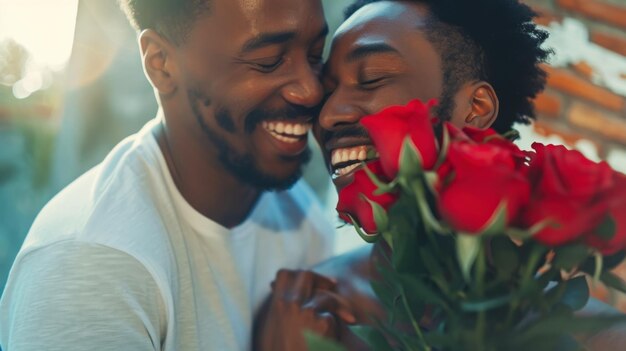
[253,269,357,351]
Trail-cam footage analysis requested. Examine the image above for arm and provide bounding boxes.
[0,241,166,351]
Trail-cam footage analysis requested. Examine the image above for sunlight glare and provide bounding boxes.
[0,0,79,70]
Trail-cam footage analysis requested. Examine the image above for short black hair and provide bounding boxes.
[119,0,211,44]
[345,0,551,133]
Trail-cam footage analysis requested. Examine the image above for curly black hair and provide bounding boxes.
[345,0,552,133]
[118,0,211,44]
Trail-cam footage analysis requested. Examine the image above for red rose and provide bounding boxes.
[438,141,530,234]
[521,143,616,247]
[337,161,399,234]
[360,99,439,179]
[438,123,528,182]
[585,175,626,255]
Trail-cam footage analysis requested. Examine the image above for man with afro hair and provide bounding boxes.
[257,1,626,350]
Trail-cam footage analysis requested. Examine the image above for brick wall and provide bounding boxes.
[522,0,626,159]
[523,0,626,311]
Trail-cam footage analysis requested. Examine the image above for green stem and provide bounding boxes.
[521,245,546,289]
[593,251,603,283]
[413,181,442,254]
[504,244,546,326]
[400,285,431,351]
[475,244,487,350]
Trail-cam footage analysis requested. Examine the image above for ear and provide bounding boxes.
[451,81,499,129]
[139,29,178,96]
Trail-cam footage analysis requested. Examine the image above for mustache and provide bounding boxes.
[245,104,321,134]
[320,125,370,146]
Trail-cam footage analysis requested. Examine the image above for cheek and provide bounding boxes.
[368,85,422,114]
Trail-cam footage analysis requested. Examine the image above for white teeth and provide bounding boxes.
[285,124,293,135]
[349,150,358,160]
[333,163,361,178]
[341,150,349,163]
[358,149,367,161]
[275,123,285,134]
[269,130,299,143]
[261,121,311,137]
[294,124,304,135]
[330,146,374,167]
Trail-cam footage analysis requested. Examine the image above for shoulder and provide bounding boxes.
[6,240,164,297]
[0,241,167,350]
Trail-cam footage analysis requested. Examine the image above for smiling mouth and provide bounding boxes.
[261,120,312,143]
[330,145,379,179]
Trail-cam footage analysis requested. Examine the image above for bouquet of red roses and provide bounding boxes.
[330,100,626,351]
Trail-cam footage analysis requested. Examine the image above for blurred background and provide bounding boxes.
[0,0,625,308]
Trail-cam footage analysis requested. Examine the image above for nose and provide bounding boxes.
[318,89,363,131]
[281,62,324,108]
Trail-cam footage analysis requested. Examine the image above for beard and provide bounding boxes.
[187,88,313,192]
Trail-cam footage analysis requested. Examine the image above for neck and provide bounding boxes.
[154,111,261,228]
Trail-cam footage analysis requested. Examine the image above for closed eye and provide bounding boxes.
[359,76,388,88]
[252,57,284,73]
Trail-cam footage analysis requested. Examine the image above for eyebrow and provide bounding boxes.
[347,43,401,62]
[240,25,329,54]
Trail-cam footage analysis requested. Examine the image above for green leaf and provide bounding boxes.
[600,271,626,294]
[370,280,399,312]
[363,197,389,232]
[304,330,347,351]
[491,236,521,279]
[596,215,617,241]
[552,244,590,271]
[461,293,514,312]
[349,325,393,351]
[411,179,445,233]
[398,273,446,306]
[344,214,381,243]
[505,227,536,241]
[477,200,508,237]
[456,234,481,282]
[558,276,590,311]
[363,164,397,194]
[390,214,422,274]
[398,137,424,180]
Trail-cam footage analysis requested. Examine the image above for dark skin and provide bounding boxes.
[257,3,497,349]
[259,1,626,350]
[141,0,328,228]
[139,0,353,346]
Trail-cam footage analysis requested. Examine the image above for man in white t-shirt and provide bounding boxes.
[0,0,337,350]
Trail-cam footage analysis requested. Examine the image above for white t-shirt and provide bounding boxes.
[0,118,335,351]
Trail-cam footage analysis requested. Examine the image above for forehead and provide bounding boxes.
[208,0,325,34]
[334,1,429,45]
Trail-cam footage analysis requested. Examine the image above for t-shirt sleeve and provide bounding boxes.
[0,241,167,351]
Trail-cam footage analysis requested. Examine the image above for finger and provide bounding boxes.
[286,270,316,303]
[272,269,297,292]
[303,290,357,325]
[316,312,341,339]
[308,271,338,292]
[272,270,319,303]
